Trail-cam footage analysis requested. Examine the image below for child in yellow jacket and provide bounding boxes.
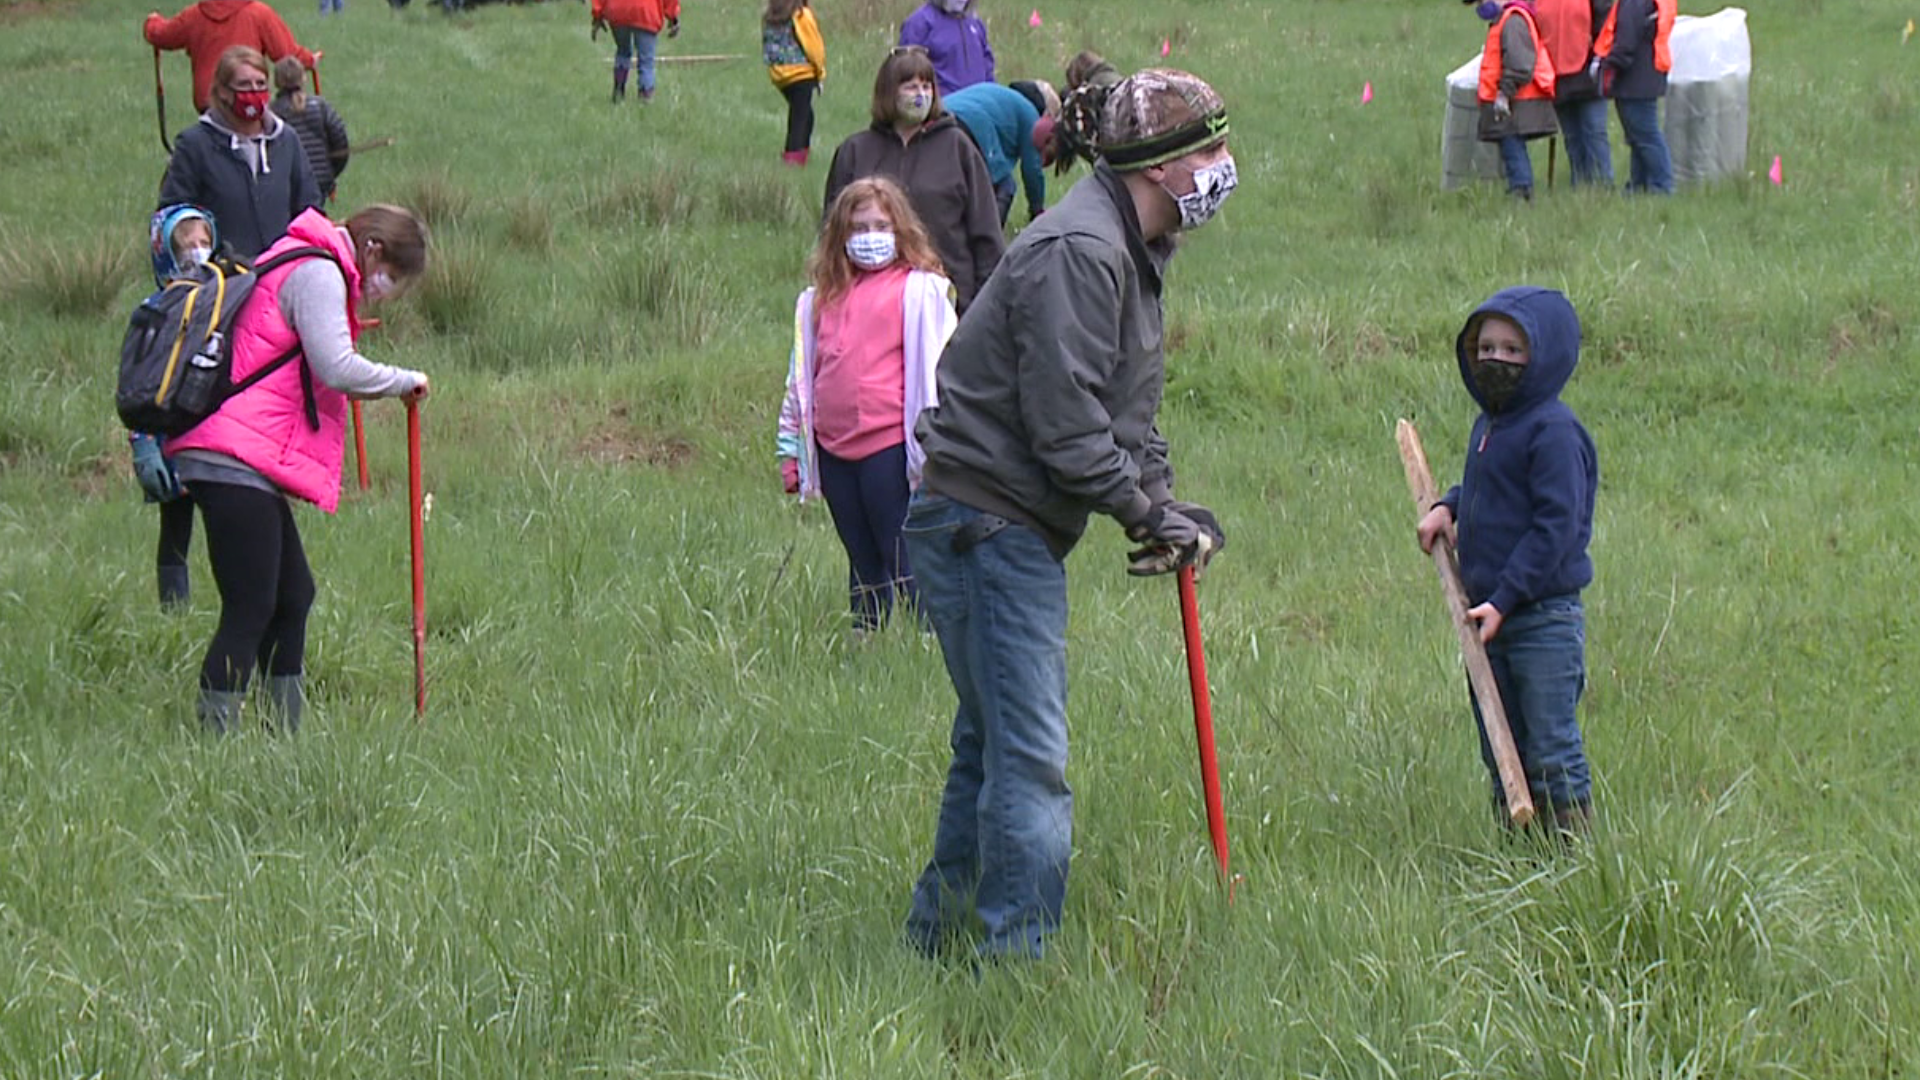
[763,0,826,165]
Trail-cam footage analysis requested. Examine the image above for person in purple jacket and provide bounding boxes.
[898,0,994,96]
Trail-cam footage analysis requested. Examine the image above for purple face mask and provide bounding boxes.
[1475,0,1501,20]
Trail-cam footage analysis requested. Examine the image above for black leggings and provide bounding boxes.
[782,80,817,153]
[194,482,316,692]
[157,495,194,571]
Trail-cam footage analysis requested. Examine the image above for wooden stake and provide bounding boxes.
[1395,419,1535,827]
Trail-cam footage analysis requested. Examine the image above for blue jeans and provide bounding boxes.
[1497,136,1533,194]
[815,442,916,631]
[902,492,1071,960]
[613,26,659,96]
[991,176,1016,226]
[1553,98,1613,188]
[1469,594,1591,811]
[1613,97,1673,194]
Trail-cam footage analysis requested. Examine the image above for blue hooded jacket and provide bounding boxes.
[1439,286,1598,614]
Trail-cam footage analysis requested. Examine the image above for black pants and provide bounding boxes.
[781,80,818,153]
[816,442,917,630]
[157,495,194,571]
[194,482,316,693]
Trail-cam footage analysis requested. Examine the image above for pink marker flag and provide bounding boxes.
[1160,37,1171,57]
[1768,155,1783,186]
[1028,8,1041,26]
[1362,81,1373,103]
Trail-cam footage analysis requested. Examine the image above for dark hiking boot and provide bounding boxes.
[158,565,191,610]
[264,674,305,735]
[197,689,245,736]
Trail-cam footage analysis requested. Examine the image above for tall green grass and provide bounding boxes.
[0,0,1917,1075]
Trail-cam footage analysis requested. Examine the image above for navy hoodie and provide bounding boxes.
[1439,287,1598,614]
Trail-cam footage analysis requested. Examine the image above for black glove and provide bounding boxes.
[1492,92,1511,124]
[665,15,679,37]
[591,15,605,39]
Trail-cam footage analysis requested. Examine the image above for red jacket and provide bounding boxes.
[145,1,315,113]
[590,0,679,33]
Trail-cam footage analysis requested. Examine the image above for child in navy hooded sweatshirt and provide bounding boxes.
[1418,286,1598,838]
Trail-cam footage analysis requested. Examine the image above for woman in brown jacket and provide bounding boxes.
[823,47,1002,312]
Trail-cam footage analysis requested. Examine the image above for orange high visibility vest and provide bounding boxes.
[1595,0,1676,73]
[1532,0,1594,78]
[1479,6,1557,102]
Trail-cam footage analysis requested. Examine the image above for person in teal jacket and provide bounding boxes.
[942,80,1057,225]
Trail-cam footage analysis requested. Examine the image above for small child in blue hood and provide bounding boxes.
[1417,286,1598,838]
[132,204,243,609]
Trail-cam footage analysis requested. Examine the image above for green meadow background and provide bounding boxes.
[1,0,1917,1074]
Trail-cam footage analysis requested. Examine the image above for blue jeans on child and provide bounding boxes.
[1553,98,1613,188]
[815,442,916,631]
[613,26,659,97]
[1470,593,1591,811]
[1497,136,1534,194]
[1613,97,1674,194]
[901,492,1071,960]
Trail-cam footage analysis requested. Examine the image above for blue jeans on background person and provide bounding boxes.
[815,442,916,631]
[902,492,1071,961]
[1497,135,1534,195]
[991,176,1016,226]
[613,26,660,99]
[1553,98,1613,188]
[1613,97,1674,194]
[1469,593,1591,813]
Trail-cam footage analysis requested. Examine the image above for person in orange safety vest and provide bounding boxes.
[1531,0,1614,188]
[1473,0,1558,199]
[1593,0,1674,192]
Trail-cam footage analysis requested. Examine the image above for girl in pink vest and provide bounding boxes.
[777,176,957,634]
[168,204,431,734]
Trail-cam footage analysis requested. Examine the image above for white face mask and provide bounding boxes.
[181,245,213,268]
[845,231,898,269]
[363,270,397,301]
[940,0,969,12]
[1164,155,1238,231]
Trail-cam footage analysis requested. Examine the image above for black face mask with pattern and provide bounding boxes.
[1469,358,1526,411]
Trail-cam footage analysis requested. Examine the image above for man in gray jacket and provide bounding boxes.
[901,68,1235,963]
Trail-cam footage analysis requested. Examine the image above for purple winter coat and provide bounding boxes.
[898,2,994,95]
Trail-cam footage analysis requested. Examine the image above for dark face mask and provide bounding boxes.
[1469,358,1526,411]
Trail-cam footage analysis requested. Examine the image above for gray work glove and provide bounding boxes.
[1492,92,1511,124]
[1124,501,1217,577]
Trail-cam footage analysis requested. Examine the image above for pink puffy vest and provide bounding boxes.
[170,208,362,513]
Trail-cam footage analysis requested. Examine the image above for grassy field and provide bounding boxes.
[2,0,1918,1074]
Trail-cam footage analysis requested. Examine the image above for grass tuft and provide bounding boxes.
[0,232,135,318]
[502,194,556,253]
[404,170,476,229]
[712,174,803,227]
[409,240,495,336]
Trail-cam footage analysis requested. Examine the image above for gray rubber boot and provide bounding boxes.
[197,688,245,736]
[264,675,305,735]
[158,565,191,611]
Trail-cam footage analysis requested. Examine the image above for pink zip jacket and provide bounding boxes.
[168,209,362,513]
[776,269,957,503]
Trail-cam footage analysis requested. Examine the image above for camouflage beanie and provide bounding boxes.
[1099,68,1229,171]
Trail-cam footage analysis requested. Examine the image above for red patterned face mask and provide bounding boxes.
[232,89,270,120]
